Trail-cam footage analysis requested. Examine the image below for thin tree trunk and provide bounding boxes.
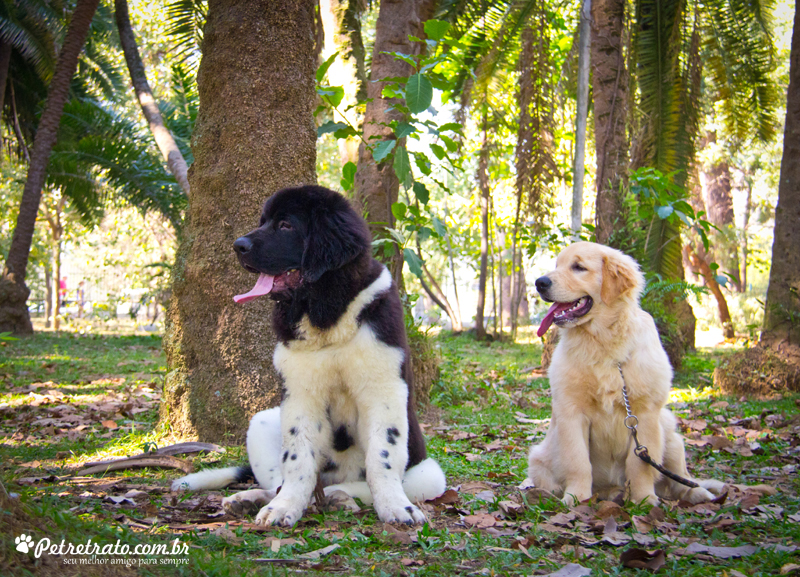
[320,0,367,166]
[740,175,752,290]
[762,0,800,363]
[353,0,436,286]
[684,245,735,339]
[0,0,100,334]
[162,0,317,441]
[44,260,52,329]
[496,226,504,331]
[592,0,629,245]
[54,232,62,331]
[415,239,461,330]
[571,0,591,235]
[443,197,462,329]
[115,0,191,197]
[475,116,490,340]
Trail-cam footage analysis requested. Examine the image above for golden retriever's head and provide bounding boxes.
[535,242,644,336]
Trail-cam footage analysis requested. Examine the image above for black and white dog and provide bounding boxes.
[172,185,446,526]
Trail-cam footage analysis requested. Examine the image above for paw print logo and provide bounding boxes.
[15,534,33,554]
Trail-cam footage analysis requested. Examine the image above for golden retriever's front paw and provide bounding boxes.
[561,488,591,506]
[632,492,660,507]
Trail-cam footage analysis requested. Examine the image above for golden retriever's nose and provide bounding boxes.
[535,276,552,293]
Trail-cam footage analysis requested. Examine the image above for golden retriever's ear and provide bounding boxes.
[601,253,642,305]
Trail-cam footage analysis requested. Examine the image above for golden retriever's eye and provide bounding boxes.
[279,221,293,231]
[572,263,587,272]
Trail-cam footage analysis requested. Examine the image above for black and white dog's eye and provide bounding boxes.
[572,263,586,272]
[279,221,293,230]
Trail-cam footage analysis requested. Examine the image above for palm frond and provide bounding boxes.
[0,0,60,78]
[701,0,779,142]
[165,0,206,67]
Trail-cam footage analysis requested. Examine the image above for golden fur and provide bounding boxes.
[525,242,726,505]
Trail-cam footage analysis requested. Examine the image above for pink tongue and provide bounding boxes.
[537,301,574,337]
[233,273,274,303]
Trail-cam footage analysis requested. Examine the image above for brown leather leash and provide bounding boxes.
[617,363,700,489]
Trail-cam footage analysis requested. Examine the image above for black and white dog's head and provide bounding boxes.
[232,185,371,302]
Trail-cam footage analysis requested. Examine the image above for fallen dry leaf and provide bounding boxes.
[298,544,340,560]
[462,513,496,528]
[681,542,758,559]
[620,548,666,572]
[101,420,118,429]
[541,563,592,577]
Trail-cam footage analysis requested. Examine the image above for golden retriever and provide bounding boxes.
[525,242,726,505]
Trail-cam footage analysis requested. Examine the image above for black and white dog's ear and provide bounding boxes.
[301,203,368,283]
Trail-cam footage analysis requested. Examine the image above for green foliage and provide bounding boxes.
[48,98,187,231]
[702,0,780,143]
[165,0,206,66]
[315,19,466,279]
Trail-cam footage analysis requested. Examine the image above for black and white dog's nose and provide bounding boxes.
[535,276,552,292]
[233,236,253,255]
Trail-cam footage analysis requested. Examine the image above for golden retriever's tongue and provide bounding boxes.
[537,301,573,337]
[233,273,274,303]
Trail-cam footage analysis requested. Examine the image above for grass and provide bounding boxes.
[1,329,799,576]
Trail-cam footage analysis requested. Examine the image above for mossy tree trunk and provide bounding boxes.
[161,0,317,442]
[762,0,800,364]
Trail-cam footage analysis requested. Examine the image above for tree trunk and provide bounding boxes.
[443,198,462,330]
[571,0,591,235]
[475,119,490,340]
[320,0,367,166]
[353,0,436,285]
[54,233,62,331]
[161,0,317,442]
[0,0,100,334]
[761,1,800,363]
[115,0,191,197]
[592,0,629,246]
[44,260,52,329]
[740,175,753,290]
[684,245,735,339]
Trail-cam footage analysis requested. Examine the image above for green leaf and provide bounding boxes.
[656,205,674,219]
[340,161,357,191]
[391,202,408,220]
[418,226,432,242]
[393,145,412,186]
[437,122,462,133]
[424,19,450,41]
[405,74,433,114]
[372,139,396,163]
[403,248,424,278]
[389,52,417,67]
[413,181,429,205]
[431,216,447,237]
[317,121,348,136]
[317,85,345,108]
[430,143,446,160]
[394,122,416,139]
[440,134,458,152]
[413,152,432,176]
[316,51,338,83]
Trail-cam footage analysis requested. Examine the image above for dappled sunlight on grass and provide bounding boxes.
[669,386,720,404]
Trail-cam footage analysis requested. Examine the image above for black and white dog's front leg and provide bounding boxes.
[356,384,426,525]
[254,394,328,527]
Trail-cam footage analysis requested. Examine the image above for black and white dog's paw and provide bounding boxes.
[254,495,306,527]
[222,489,277,517]
[375,499,427,525]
